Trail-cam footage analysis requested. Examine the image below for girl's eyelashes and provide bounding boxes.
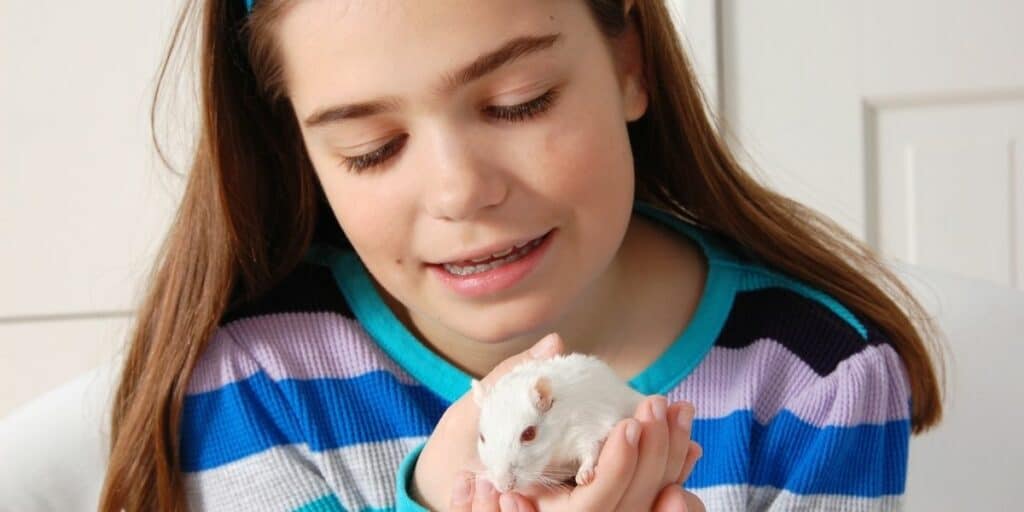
[338,87,561,173]
[339,134,408,174]
[483,87,560,123]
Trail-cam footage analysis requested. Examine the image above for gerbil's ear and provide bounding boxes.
[471,379,489,406]
[530,376,554,413]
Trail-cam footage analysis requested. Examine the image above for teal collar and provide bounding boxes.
[304,201,740,402]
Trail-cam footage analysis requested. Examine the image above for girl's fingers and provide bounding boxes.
[497,492,535,512]
[683,489,707,512]
[615,396,670,511]
[675,441,703,485]
[652,484,688,512]
[663,401,696,485]
[471,476,501,512]
[568,418,641,510]
[449,472,475,512]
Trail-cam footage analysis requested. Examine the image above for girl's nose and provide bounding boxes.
[422,130,508,221]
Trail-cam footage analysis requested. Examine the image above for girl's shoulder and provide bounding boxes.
[188,259,391,396]
[219,259,354,325]
[720,262,886,355]
[708,262,911,419]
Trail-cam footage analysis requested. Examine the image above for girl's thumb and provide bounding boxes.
[529,333,563,358]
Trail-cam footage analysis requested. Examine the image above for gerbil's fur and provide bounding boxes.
[471,353,646,493]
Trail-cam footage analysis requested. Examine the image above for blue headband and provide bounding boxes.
[245,0,254,13]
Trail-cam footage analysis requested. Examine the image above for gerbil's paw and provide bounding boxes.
[575,467,596,486]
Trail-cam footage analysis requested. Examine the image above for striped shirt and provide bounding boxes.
[180,201,912,511]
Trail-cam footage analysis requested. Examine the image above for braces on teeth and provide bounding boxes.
[443,236,544,276]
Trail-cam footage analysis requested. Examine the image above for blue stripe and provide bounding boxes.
[293,494,347,512]
[689,409,909,496]
[181,370,448,471]
[292,493,399,512]
[183,371,907,496]
[292,493,405,512]
[183,372,908,496]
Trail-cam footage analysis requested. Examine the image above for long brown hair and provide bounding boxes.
[99,1,945,509]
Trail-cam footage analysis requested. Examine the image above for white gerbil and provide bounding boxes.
[470,353,646,493]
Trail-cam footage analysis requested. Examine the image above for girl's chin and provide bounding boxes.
[449,319,555,347]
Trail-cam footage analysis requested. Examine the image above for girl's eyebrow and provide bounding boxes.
[304,32,562,129]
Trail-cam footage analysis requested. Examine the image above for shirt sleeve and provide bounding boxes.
[395,441,432,512]
[750,341,913,511]
[180,327,346,512]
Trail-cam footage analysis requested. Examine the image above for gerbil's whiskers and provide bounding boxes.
[533,467,576,492]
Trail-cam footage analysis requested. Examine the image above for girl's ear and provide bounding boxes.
[529,376,554,412]
[611,4,649,122]
[471,379,489,406]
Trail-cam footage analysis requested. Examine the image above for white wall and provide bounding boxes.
[1,0,186,416]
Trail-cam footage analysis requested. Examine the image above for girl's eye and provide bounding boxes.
[520,425,536,443]
[338,133,409,174]
[484,88,560,123]
[338,88,560,174]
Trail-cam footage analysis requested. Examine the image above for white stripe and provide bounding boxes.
[184,444,336,511]
[692,484,904,511]
[315,437,427,511]
[184,437,427,511]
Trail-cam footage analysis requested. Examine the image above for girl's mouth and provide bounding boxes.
[428,229,555,298]
[441,233,548,275]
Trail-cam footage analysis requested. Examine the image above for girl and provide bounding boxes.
[99,0,945,511]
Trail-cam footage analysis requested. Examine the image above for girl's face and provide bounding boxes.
[277,0,647,344]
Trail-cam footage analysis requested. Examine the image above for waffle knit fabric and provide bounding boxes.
[180,201,912,511]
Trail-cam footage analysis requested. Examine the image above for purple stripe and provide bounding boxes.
[188,312,417,394]
[667,339,910,428]
[188,328,261,394]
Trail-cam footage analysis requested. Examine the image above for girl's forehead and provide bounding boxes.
[275,0,588,115]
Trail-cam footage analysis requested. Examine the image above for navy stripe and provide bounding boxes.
[220,261,353,326]
[715,287,882,376]
[181,370,448,471]
[689,409,909,496]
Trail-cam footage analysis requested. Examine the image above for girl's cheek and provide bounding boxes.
[538,118,629,198]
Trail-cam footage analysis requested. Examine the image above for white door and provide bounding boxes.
[717,0,1024,290]
[672,1,1024,510]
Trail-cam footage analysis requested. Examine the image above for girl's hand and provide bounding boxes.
[449,398,706,512]
[411,333,566,510]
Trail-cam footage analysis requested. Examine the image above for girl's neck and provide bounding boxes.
[380,213,707,381]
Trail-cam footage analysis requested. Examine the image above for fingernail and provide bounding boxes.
[529,333,558,358]
[475,476,495,498]
[651,398,666,421]
[452,474,471,505]
[499,493,519,512]
[625,419,640,446]
[677,403,695,428]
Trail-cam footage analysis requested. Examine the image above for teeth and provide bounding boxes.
[443,236,544,276]
[469,246,514,263]
[491,247,515,258]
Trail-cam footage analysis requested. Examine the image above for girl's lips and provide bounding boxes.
[428,229,555,299]
[440,232,548,266]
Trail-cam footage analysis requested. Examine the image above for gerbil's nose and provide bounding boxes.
[499,477,516,493]
[494,472,516,493]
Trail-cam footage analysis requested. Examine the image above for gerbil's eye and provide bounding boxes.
[479,433,485,444]
[520,426,536,443]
